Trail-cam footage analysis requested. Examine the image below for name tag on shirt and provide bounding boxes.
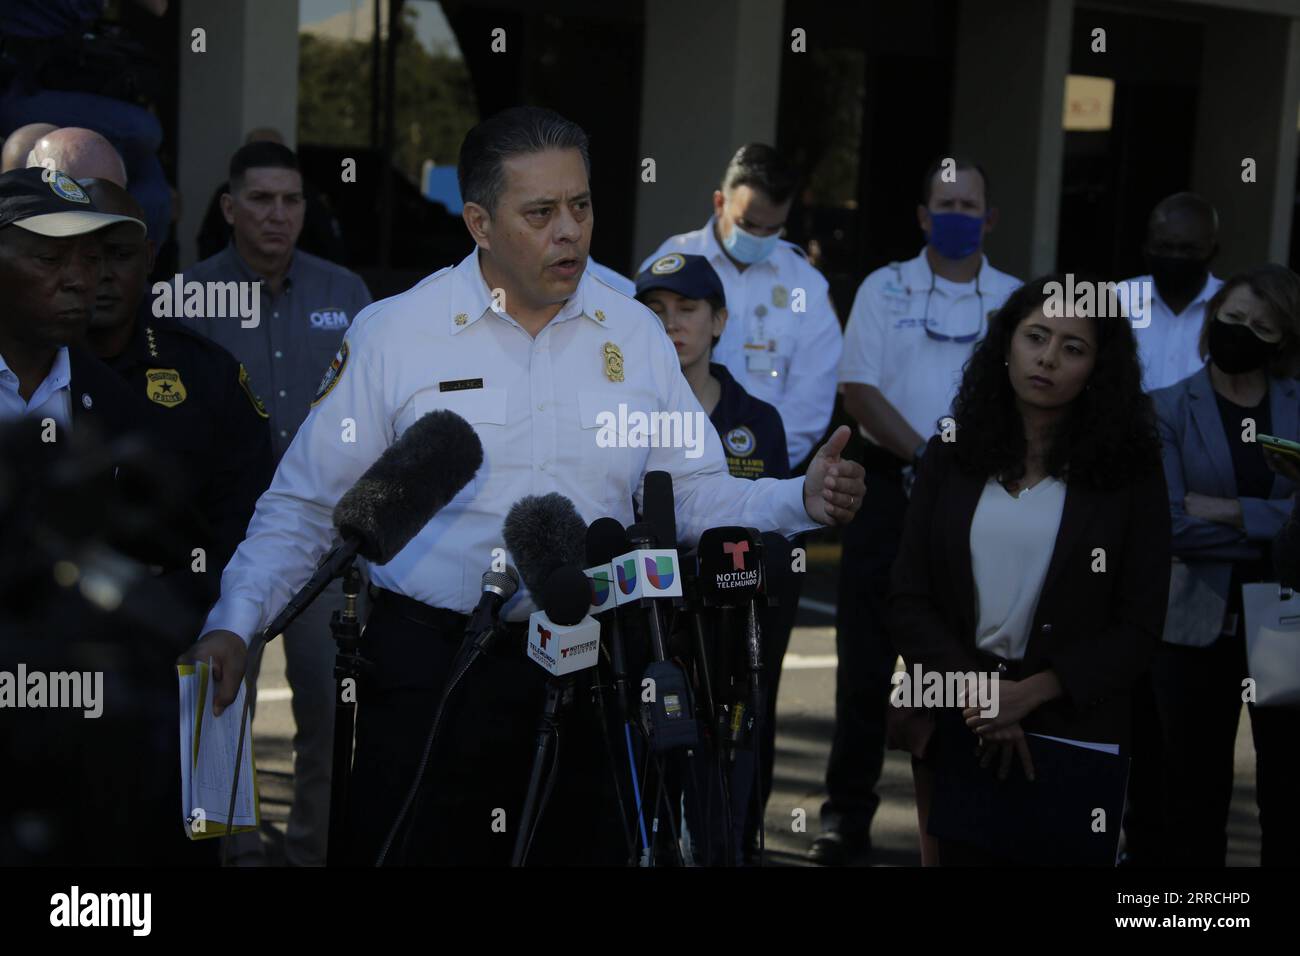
[439,378,484,392]
[744,339,774,373]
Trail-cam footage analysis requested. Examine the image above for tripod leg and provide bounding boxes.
[326,657,357,866]
[511,679,563,866]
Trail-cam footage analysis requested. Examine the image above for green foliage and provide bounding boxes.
[297,7,479,185]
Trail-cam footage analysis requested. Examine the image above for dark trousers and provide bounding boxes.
[1137,626,1300,866]
[820,458,908,836]
[344,592,628,866]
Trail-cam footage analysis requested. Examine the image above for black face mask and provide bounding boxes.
[1148,254,1211,304]
[1208,317,1276,374]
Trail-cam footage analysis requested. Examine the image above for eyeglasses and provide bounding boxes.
[921,272,986,344]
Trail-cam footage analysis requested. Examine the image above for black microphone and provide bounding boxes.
[644,470,678,550]
[461,565,521,655]
[758,532,794,609]
[263,409,482,641]
[586,517,632,689]
[631,472,697,751]
[502,492,587,602]
[542,564,595,627]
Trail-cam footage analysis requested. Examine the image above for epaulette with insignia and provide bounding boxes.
[238,364,270,419]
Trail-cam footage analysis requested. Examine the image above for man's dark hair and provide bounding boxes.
[458,106,590,214]
[720,144,798,205]
[228,142,300,193]
[920,157,991,207]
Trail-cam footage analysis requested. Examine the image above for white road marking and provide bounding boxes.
[257,687,293,703]
[799,597,838,617]
[782,653,839,670]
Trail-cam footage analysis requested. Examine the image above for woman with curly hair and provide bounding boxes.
[889,274,1172,865]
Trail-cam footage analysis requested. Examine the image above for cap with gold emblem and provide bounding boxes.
[0,167,145,237]
[634,253,726,308]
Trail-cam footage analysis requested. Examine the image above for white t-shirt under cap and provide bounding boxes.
[969,476,1067,662]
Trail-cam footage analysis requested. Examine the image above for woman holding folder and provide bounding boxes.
[890,275,1172,865]
[1149,264,1300,866]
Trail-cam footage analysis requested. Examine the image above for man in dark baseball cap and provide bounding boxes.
[0,165,146,435]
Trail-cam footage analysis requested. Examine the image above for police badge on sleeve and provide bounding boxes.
[311,341,349,407]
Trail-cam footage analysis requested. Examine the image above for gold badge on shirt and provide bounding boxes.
[603,342,624,382]
[145,368,187,407]
[771,285,789,308]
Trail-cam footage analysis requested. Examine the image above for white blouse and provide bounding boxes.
[969,476,1067,661]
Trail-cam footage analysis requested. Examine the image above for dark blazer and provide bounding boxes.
[67,343,153,442]
[889,434,1172,751]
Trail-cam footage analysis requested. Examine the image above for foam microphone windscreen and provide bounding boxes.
[333,409,483,564]
[502,492,588,598]
[542,565,593,627]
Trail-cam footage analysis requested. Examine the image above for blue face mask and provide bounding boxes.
[927,211,985,260]
[722,220,782,265]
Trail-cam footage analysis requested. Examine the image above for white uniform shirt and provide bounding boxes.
[0,346,72,430]
[838,249,1020,442]
[203,248,818,644]
[1123,273,1222,392]
[970,476,1067,661]
[640,217,842,468]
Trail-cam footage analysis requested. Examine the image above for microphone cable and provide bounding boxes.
[376,623,499,866]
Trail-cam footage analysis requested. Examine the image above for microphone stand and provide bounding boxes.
[511,674,572,866]
[326,566,366,866]
[223,547,370,868]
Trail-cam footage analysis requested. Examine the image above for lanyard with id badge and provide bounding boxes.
[744,289,789,378]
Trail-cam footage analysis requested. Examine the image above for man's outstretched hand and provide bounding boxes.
[803,425,866,526]
[177,630,248,717]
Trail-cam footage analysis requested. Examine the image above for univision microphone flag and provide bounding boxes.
[583,564,617,614]
[612,548,683,604]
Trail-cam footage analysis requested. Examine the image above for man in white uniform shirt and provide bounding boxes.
[181,107,866,866]
[809,159,1020,865]
[641,144,842,470]
[1123,192,1222,392]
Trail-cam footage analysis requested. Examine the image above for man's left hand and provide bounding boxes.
[803,425,866,526]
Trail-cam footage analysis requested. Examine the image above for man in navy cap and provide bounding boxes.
[0,165,148,438]
[636,251,801,863]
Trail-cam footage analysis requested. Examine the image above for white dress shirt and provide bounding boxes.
[640,217,842,468]
[839,249,1020,443]
[1124,273,1223,392]
[0,346,72,431]
[970,476,1066,661]
[203,248,819,645]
